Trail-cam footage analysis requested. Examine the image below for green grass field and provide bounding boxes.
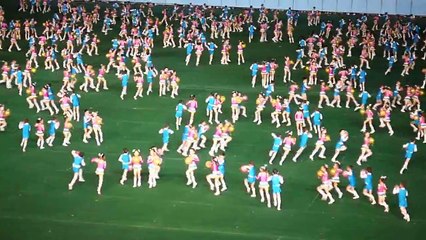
[0,1,426,239]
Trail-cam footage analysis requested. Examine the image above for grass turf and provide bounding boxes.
[0,1,426,239]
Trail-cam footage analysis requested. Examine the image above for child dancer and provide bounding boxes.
[206,157,221,196]
[360,167,376,205]
[0,106,8,131]
[147,147,162,188]
[257,166,272,208]
[271,169,284,211]
[356,132,373,166]
[268,133,283,164]
[311,109,323,136]
[331,130,349,162]
[393,182,410,222]
[62,117,73,147]
[91,153,107,195]
[131,149,144,188]
[217,152,228,192]
[35,117,45,150]
[343,165,360,199]
[309,127,329,160]
[316,165,335,204]
[186,95,198,125]
[184,148,199,188]
[253,93,267,125]
[19,119,31,152]
[377,176,389,212]
[118,148,131,185]
[70,91,81,121]
[330,163,344,199]
[279,132,296,165]
[193,121,209,149]
[46,117,60,147]
[68,150,85,191]
[241,161,256,197]
[292,128,312,162]
[175,100,187,130]
[400,139,417,174]
[91,112,103,146]
[159,125,174,152]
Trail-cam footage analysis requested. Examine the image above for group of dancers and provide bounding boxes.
[0,1,424,221]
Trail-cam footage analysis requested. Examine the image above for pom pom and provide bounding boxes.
[360,169,367,179]
[184,156,192,165]
[392,186,400,194]
[65,122,73,128]
[153,157,162,165]
[240,165,249,173]
[228,126,235,133]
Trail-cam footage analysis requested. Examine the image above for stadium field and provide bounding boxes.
[0,1,425,239]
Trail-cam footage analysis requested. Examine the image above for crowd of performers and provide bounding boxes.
[0,1,424,220]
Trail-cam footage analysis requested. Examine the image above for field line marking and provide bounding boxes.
[307,193,319,209]
[0,215,300,239]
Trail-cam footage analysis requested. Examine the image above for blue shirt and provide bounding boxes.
[273,137,283,147]
[48,120,56,135]
[122,73,129,83]
[251,63,258,73]
[360,92,370,104]
[22,123,31,137]
[248,165,256,180]
[398,188,408,205]
[348,172,356,186]
[73,156,84,167]
[299,132,310,147]
[176,103,185,113]
[312,111,322,123]
[208,43,216,52]
[406,142,417,153]
[207,96,215,107]
[359,70,367,79]
[120,153,131,164]
[271,175,282,188]
[161,128,173,141]
[186,44,193,54]
[71,93,80,106]
[365,173,373,188]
